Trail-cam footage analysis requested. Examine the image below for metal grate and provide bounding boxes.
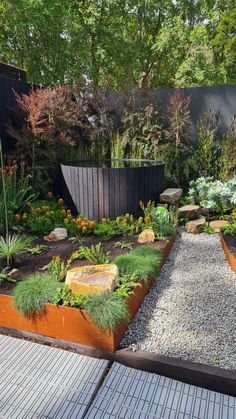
[85,362,236,419]
[0,334,108,419]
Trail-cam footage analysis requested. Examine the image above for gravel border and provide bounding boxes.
[121,229,236,370]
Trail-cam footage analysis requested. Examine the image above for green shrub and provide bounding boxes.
[26,215,54,234]
[115,241,133,250]
[53,285,87,307]
[155,224,176,239]
[93,223,116,240]
[131,246,161,258]
[113,246,162,282]
[84,292,130,331]
[13,273,60,317]
[221,223,236,236]
[48,251,79,281]
[78,243,109,264]
[116,272,140,298]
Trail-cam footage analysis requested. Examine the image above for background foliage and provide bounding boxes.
[0,0,235,88]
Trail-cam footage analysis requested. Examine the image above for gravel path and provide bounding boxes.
[121,229,236,370]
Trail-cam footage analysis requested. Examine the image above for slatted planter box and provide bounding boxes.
[220,232,236,273]
[61,159,164,221]
[0,234,176,352]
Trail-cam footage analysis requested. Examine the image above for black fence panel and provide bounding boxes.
[0,74,34,151]
[108,84,236,135]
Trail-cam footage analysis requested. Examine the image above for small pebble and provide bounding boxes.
[121,228,236,370]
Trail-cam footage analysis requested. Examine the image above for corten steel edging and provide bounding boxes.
[0,233,176,353]
[219,232,236,273]
[0,328,235,398]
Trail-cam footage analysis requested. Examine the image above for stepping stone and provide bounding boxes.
[185,216,206,234]
[178,204,201,219]
[209,220,229,233]
[160,188,183,204]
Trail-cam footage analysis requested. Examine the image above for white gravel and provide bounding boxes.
[121,228,236,370]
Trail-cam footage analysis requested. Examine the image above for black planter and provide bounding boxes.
[61,159,164,220]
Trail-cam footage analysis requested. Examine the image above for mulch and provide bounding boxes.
[0,234,166,295]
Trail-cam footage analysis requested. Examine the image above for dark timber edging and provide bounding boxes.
[0,326,235,398]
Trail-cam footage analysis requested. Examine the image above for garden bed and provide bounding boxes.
[220,232,236,273]
[0,234,176,352]
[0,234,169,294]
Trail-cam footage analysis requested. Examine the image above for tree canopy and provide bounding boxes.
[0,0,235,88]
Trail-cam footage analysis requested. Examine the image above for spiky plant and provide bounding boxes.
[84,292,130,331]
[113,246,162,282]
[0,234,34,267]
[13,273,61,317]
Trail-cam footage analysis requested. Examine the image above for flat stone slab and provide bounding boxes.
[209,220,230,233]
[65,264,119,296]
[85,362,236,418]
[160,188,183,203]
[186,216,206,234]
[0,334,108,419]
[178,204,201,219]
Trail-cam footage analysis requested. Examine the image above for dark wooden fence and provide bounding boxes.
[108,84,236,134]
[61,160,165,220]
[0,62,26,82]
[0,66,33,151]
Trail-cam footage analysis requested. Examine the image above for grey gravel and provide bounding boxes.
[121,228,236,370]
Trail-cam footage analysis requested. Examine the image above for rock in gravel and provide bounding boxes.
[121,228,236,370]
[185,216,206,234]
[209,220,229,233]
[160,188,183,204]
[178,204,201,219]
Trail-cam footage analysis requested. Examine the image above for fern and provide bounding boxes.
[78,243,109,264]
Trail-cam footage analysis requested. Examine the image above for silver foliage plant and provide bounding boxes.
[188,177,236,215]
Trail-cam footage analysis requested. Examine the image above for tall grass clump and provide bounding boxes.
[13,273,61,317]
[84,292,130,331]
[113,246,162,282]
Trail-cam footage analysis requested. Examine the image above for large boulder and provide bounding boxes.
[160,188,183,204]
[185,216,206,234]
[178,205,201,219]
[65,264,119,296]
[209,220,229,233]
[138,228,155,243]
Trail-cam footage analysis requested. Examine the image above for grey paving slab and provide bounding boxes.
[85,362,236,419]
[0,334,108,419]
